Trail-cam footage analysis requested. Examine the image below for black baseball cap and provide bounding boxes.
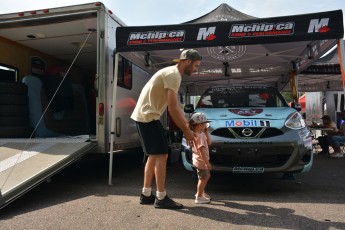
[173,49,202,62]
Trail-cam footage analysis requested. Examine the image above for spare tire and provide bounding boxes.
[0,126,33,138]
[0,82,28,95]
[0,116,29,126]
[0,105,29,117]
[0,94,29,105]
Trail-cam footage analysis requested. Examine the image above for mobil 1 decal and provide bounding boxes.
[225,119,270,127]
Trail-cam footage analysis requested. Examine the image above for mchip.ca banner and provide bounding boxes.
[116,10,343,52]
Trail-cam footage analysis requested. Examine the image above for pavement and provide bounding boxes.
[0,149,345,230]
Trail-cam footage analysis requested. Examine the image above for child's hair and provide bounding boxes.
[188,121,198,131]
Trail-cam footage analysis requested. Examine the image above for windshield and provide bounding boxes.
[196,86,288,108]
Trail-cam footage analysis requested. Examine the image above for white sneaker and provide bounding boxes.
[195,196,210,204]
[203,193,211,200]
[330,152,344,158]
[195,193,211,200]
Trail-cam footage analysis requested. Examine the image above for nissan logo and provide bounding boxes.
[242,128,253,136]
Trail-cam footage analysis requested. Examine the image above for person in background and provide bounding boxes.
[302,113,306,120]
[328,110,345,158]
[188,112,212,204]
[131,49,202,209]
[317,115,338,155]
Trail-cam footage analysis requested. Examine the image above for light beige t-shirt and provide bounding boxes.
[131,65,181,122]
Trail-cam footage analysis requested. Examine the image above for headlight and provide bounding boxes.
[285,112,306,129]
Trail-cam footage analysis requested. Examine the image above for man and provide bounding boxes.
[131,49,202,209]
[328,110,345,158]
[317,115,337,155]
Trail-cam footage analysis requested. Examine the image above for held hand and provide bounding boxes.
[185,130,196,147]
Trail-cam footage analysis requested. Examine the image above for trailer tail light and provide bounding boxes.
[99,103,104,116]
[98,103,104,125]
[43,9,49,13]
[18,12,24,16]
[95,2,102,6]
[108,10,113,15]
[30,11,37,15]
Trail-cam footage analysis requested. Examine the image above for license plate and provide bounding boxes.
[233,167,264,173]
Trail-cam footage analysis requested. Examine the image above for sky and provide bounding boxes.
[0,0,344,31]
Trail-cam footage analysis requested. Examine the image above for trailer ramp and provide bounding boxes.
[0,137,95,209]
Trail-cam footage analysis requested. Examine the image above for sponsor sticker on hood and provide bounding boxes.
[226,120,270,127]
[229,109,263,116]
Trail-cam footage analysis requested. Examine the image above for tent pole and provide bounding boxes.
[108,52,120,185]
[337,39,345,91]
[289,70,298,102]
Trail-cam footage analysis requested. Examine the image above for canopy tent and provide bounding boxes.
[116,4,344,95]
[108,4,344,184]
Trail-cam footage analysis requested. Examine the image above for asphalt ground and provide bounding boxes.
[0,149,345,230]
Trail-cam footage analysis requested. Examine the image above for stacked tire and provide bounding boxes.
[0,82,33,138]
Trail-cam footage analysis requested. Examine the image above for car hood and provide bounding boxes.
[195,107,295,121]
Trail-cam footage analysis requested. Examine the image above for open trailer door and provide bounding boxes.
[0,137,95,209]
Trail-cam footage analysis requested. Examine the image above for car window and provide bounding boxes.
[197,86,288,108]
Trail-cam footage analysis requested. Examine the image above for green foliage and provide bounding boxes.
[281,91,305,103]
[281,92,293,103]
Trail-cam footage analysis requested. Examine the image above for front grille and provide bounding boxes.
[212,127,284,139]
[210,145,293,168]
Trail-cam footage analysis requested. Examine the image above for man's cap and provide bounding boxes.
[321,115,331,120]
[189,112,211,125]
[173,49,202,62]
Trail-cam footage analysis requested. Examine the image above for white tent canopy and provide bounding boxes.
[115,4,344,95]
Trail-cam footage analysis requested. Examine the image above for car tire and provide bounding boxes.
[0,126,33,138]
[0,82,32,137]
[0,94,29,105]
[0,82,28,95]
[0,105,29,117]
[0,116,29,126]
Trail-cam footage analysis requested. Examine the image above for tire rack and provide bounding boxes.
[0,82,33,138]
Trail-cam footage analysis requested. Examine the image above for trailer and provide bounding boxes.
[0,2,343,209]
[0,2,155,209]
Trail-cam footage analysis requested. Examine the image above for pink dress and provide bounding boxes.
[192,132,210,170]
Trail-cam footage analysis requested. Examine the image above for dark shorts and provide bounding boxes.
[135,120,168,155]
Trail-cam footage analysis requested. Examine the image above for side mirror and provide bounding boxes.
[291,102,302,112]
[184,104,194,113]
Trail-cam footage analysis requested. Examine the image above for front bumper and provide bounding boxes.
[181,128,313,174]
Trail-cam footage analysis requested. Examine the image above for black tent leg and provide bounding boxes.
[281,172,302,185]
[282,172,295,180]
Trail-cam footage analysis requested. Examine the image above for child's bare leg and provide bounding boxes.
[196,177,209,197]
